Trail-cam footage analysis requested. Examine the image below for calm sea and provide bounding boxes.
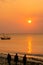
[0,34,43,54]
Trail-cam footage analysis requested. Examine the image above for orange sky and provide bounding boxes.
[0,0,43,33]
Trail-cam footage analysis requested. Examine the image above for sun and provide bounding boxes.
[28,20,32,23]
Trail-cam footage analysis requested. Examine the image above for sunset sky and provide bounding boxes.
[0,0,43,33]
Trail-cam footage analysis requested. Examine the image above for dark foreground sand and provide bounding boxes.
[0,53,43,65]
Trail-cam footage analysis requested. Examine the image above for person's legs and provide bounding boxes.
[7,60,10,65]
[15,62,17,65]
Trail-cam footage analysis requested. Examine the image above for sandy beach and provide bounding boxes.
[0,53,43,65]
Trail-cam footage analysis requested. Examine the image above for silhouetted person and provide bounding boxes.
[23,54,27,65]
[7,53,11,65]
[14,53,18,65]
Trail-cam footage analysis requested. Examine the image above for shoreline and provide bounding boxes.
[0,53,43,64]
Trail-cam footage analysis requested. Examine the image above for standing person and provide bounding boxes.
[14,53,18,65]
[23,54,27,65]
[7,53,11,65]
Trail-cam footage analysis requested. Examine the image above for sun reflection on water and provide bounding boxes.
[28,37,32,54]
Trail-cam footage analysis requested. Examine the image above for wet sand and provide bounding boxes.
[0,53,43,65]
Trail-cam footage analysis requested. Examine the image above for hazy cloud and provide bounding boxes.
[0,0,5,1]
[0,0,16,3]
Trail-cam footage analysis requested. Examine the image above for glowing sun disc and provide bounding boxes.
[28,20,32,23]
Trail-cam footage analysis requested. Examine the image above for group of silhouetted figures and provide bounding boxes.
[7,53,27,65]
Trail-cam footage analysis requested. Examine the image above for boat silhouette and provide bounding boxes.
[1,37,11,40]
[0,34,11,40]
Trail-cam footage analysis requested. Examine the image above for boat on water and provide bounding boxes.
[1,37,11,40]
[0,33,11,40]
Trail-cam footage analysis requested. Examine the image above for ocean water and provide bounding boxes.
[0,34,43,54]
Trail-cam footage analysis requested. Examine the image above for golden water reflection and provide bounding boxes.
[28,37,32,54]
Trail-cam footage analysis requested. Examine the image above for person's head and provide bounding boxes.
[16,53,17,55]
[8,53,11,56]
[24,54,26,57]
[8,53,9,55]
